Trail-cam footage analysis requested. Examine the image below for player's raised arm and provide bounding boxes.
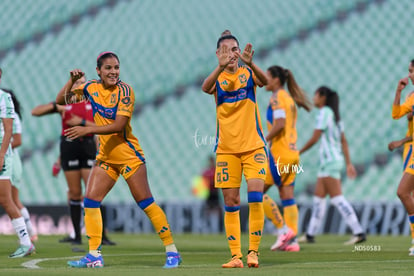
[236,43,267,87]
[56,69,85,105]
[202,44,232,94]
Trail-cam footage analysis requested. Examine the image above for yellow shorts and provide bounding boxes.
[404,144,414,175]
[265,151,299,187]
[96,158,144,181]
[215,147,267,189]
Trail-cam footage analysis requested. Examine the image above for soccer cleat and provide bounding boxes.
[9,244,35,258]
[67,253,104,268]
[59,236,82,245]
[163,252,182,268]
[247,251,259,268]
[283,240,300,252]
[344,233,366,245]
[222,255,243,268]
[270,228,296,251]
[409,246,414,256]
[101,237,116,246]
[298,234,315,243]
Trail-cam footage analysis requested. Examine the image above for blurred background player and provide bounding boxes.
[2,88,38,242]
[262,65,312,252]
[31,75,115,246]
[391,59,414,255]
[58,52,181,269]
[202,30,267,268]
[0,67,35,258]
[298,86,366,245]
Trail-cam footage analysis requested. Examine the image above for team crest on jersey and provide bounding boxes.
[254,153,266,163]
[92,92,99,97]
[238,74,247,84]
[121,96,131,105]
[110,93,117,104]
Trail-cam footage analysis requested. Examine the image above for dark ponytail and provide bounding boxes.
[317,86,340,123]
[267,65,312,112]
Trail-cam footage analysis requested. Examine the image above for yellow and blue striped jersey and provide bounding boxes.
[72,79,145,164]
[266,89,299,158]
[213,65,266,153]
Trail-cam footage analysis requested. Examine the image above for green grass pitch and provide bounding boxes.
[1,233,414,275]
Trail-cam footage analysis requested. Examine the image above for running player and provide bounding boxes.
[201,30,267,268]
[0,68,35,258]
[298,86,366,245]
[2,89,38,242]
[56,52,181,268]
[263,65,311,251]
[391,59,414,255]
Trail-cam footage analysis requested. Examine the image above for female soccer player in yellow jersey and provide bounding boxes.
[388,92,413,171]
[263,65,311,252]
[202,31,268,268]
[298,86,366,245]
[56,52,181,268]
[391,59,414,255]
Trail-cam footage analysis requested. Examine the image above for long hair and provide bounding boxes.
[316,86,340,123]
[2,88,22,120]
[267,65,312,112]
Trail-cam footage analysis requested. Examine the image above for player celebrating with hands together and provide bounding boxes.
[202,30,268,268]
[57,52,181,268]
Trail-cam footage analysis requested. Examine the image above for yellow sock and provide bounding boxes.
[84,207,102,251]
[263,194,284,229]
[282,200,298,235]
[409,214,414,240]
[143,202,174,246]
[248,202,264,252]
[224,207,242,258]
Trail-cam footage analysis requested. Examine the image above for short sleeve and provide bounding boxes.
[13,115,22,134]
[270,93,287,119]
[315,108,329,130]
[70,82,88,103]
[0,93,15,119]
[117,84,135,118]
[338,121,345,133]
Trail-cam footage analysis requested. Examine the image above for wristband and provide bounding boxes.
[51,101,57,112]
[80,119,86,126]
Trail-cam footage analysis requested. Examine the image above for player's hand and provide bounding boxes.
[64,126,89,140]
[397,77,409,92]
[52,162,61,177]
[70,69,85,83]
[217,44,232,69]
[388,140,402,151]
[346,164,357,179]
[236,43,254,66]
[65,115,82,126]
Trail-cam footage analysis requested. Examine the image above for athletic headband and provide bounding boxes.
[96,51,115,62]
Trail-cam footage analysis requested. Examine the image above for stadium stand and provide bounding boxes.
[0,0,410,204]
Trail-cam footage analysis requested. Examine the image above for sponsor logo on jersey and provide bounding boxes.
[217,162,228,167]
[254,153,266,163]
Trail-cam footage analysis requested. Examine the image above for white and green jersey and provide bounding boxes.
[0,89,15,153]
[315,106,344,165]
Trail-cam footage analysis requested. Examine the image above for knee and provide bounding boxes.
[397,189,409,201]
[223,195,240,207]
